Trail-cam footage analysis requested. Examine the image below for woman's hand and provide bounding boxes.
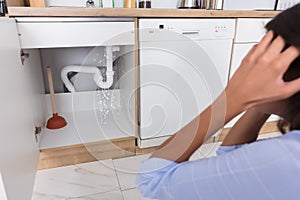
[226,31,300,112]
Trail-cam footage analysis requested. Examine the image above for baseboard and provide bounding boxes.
[38,137,136,170]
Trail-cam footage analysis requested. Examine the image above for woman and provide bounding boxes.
[137,4,300,200]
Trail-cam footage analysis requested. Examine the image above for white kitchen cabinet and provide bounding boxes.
[16,18,134,48]
[15,17,135,150]
[234,18,272,43]
[0,18,45,200]
[0,17,136,199]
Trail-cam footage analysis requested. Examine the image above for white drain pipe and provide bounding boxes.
[61,65,101,92]
[61,46,119,92]
[98,46,116,89]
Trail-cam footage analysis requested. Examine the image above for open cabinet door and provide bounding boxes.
[0,18,40,200]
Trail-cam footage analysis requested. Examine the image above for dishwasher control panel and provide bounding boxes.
[139,19,235,41]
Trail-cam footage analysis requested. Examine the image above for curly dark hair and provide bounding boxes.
[265,3,300,133]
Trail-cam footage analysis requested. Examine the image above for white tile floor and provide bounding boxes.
[32,132,282,200]
[32,155,153,200]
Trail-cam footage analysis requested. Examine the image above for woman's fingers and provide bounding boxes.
[227,30,300,111]
[249,31,274,59]
[244,44,258,58]
[264,36,286,60]
[256,44,299,101]
[240,31,274,72]
[276,46,300,72]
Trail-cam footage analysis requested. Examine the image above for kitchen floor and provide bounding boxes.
[32,132,281,200]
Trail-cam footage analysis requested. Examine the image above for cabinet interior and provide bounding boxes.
[23,45,135,150]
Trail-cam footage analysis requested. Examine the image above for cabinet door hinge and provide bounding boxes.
[20,50,29,65]
[34,126,42,143]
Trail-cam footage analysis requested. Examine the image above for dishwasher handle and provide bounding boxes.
[181,30,200,35]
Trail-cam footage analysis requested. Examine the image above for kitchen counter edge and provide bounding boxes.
[8,7,280,18]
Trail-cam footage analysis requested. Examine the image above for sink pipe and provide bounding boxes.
[61,46,119,92]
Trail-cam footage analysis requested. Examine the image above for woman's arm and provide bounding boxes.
[222,97,292,147]
[221,109,270,146]
[150,32,300,163]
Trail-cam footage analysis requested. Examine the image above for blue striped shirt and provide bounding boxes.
[136,130,300,200]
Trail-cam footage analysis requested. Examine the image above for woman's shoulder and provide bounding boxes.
[278,130,300,143]
[246,130,300,155]
[279,130,300,148]
[254,130,300,144]
[218,131,300,160]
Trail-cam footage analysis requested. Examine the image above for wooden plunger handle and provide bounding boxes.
[47,66,57,114]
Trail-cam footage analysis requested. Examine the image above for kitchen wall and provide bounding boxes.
[223,0,275,10]
[46,0,178,8]
[151,0,178,9]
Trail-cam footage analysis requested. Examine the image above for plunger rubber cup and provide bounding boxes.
[46,113,67,129]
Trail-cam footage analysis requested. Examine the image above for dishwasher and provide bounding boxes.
[138,19,235,148]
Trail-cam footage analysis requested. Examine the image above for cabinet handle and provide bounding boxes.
[181,30,200,35]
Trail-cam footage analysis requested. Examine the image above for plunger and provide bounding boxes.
[46,66,67,129]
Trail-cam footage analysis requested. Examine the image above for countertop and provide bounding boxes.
[8,7,280,18]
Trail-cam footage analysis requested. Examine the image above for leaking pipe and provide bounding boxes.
[61,65,103,92]
[61,46,119,92]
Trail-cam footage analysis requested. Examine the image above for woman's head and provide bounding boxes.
[265,3,300,132]
[266,4,300,46]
